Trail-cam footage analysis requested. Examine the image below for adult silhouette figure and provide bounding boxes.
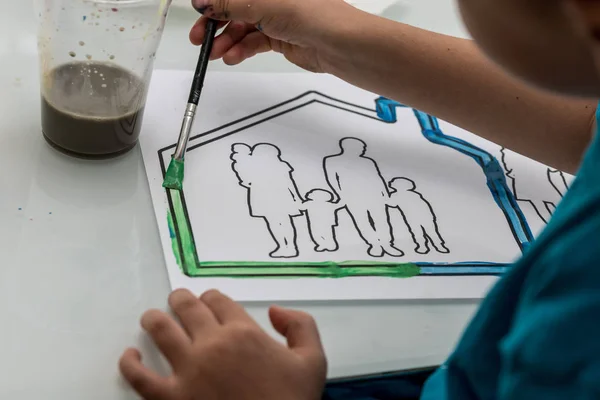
[231,143,303,258]
[500,147,566,223]
[323,138,403,257]
[548,168,570,198]
[388,177,449,254]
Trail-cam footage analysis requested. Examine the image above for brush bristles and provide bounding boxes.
[163,158,185,190]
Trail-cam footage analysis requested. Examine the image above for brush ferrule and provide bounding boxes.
[173,103,198,160]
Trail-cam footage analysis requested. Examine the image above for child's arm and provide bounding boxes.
[323,163,342,203]
[191,0,595,173]
[321,10,595,174]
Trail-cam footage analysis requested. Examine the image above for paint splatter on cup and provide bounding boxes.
[36,0,172,159]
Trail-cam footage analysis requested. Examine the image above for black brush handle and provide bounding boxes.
[187,18,219,105]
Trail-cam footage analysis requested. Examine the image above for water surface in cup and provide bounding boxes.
[42,61,146,159]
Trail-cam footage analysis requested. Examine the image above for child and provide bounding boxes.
[302,189,341,252]
[120,1,600,399]
[388,177,449,255]
[230,143,252,187]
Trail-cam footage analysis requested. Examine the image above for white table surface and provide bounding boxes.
[0,1,477,398]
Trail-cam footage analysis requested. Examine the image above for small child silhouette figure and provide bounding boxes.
[388,178,449,254]
[302,189,340,252]
[231,144,253,187]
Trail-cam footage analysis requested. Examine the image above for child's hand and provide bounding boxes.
[189,0,355,73]
[119,289,327,400]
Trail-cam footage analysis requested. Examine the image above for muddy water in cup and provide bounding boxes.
[41,62,146,159]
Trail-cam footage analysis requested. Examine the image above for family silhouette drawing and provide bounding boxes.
[500,147,570,224]
[230,138,449,259]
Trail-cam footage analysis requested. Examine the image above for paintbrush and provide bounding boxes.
[163,18,219,190]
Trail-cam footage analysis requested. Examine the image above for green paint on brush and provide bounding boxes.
[163,158,185,190]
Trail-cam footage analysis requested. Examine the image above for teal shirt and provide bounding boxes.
[421,106,600,400]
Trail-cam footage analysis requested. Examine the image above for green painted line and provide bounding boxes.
[198,260,412,267]
[167,188,200,274]
[167,210,183,272]
[183,264,421,278]
[166,187,421,279]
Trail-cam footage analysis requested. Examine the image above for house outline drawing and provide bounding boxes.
[158,91,534,278]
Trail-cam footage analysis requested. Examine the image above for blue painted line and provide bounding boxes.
[416,261,512,266]
[419,266,510,275]
[416,262,510,275]
[375,97,533,254]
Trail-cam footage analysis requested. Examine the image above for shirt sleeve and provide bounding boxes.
[496,224,600,400]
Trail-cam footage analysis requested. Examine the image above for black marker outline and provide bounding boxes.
[387,177,450,255]
[323,137,404,258]
[548,168,570,199]
[230,142,303,259]
[500,147,569,224]
[157,91,528,277]
[302,189,343,253]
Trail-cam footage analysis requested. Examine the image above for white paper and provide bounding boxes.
[140,70,572,301]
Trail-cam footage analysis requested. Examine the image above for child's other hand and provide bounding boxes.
[189,0,354,73]
[119,289,327,400]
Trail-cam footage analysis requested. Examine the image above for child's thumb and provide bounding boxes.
[269,306,325,361]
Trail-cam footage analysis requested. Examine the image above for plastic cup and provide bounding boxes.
[36,0,172,159]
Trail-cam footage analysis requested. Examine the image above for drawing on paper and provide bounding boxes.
[155,90,554,279]
[323,138,404,258]
[231,142,304,258]
[230,138,451,259]
[500,147,572,223]
[387,177,449,255]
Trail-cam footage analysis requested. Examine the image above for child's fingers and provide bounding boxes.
[223,31,273,65]
[192,0,263,24]
[189,17,228,46]
[200,289,255,324]
[168,289,219,340]
[268,306,327,371]
[140,309,192,370]
[119,348,175,400]
[269,306,323,352]
[210,22,256,60]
